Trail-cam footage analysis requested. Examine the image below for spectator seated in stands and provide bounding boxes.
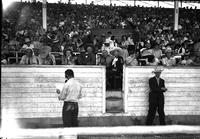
[19,48,40,65]
[139,40,155,66]
[152,42,162,65]
[120,35,129,61]
[109,47,124,90]
[61,48,75,65]
[125,50,138,66]
[179,53,193,66]
[39,46,56,65]
[162,47,176,66]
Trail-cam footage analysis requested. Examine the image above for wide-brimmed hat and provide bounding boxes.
[152,66,164,73]
[39,46,51,58]
[110,47,122,55]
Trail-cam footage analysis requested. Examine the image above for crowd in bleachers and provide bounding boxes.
[2,1,200,68]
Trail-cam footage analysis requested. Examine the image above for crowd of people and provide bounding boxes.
[2,1,200,89]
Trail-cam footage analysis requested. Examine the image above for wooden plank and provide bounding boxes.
[1,77,102,83]
[1,72,102,78]
[127,91,200,97]
[1,101,102,108]
[128,73,200,78]
[128,83,200,88]
[1,82,102,88]
[1,87,102,93]
[129,77,200,83]
[126,67,200,73]
[2,67,104,73]
[129,87,200,93]
[127,100,200,107]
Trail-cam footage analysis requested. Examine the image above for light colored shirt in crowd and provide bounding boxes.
[162,57,176,66]
[20,55,40,65]
[58,78,83,102]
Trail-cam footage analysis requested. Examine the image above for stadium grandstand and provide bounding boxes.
[1,0,200,139]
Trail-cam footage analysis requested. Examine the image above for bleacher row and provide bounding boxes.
[7,51,103,65]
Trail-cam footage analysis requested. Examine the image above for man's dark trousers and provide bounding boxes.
[146,93,166,125]
[62,101,78,127]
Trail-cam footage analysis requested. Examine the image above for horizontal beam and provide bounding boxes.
[1,125,200,138]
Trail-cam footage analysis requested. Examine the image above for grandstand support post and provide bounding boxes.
[158,0,159,7]
[134,0,136,6]
[174,1,179,31]
[42,0,47,31]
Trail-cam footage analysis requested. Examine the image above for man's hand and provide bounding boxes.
[161,87,167,92]
[56,89,60,94]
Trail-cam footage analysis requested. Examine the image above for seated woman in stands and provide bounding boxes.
[38,46,56,65]
[61,49,75,65]
[109,47,124,90]
[19,48,40,65]
[139,40,155,66]
[162,47,176,66]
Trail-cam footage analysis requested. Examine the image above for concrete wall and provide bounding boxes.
[124,66,200,117]
[1,65,106,118]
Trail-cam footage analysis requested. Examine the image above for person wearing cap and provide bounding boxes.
[19,48,40,65]
[56,69,83,127]
[146,67,167,125]
[38,46,56,65]
[162,47,176,66]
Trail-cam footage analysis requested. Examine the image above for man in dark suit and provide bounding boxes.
[146,67,167,125]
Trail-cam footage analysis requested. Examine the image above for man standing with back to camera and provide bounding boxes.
[56,69,82,127]
[146,67,167,125]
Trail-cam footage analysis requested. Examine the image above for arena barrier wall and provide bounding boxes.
[1,66,200,126]
[1,65,106,119]
[124,66,200,122]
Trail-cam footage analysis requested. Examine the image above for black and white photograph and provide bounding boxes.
[1,0,200,138]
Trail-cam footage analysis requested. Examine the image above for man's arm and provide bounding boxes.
[58,84,68,100]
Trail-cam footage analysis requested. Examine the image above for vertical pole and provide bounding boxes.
[174,1,179,31]
[110,0,111,6]
[85,0,87,4]
[134,0,136,6]
[181,1,182,8]
[158,0,159,7]
[42,0,47,31]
